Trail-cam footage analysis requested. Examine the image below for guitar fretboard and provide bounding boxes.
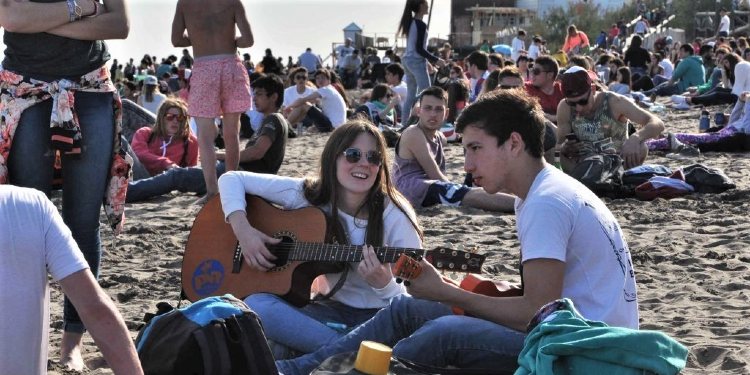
[269,242,426,263]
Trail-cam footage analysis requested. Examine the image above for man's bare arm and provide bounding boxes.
[60,269,144,375]
[234,1,253,48]
[171,1,191,47]
[45,0,129,41]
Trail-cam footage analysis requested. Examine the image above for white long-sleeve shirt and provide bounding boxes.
[219,171,422,308]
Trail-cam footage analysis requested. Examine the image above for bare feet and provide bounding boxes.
[59,331,86,372]
[194,192,217,206]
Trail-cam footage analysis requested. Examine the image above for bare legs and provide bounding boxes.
[195,113,240,204]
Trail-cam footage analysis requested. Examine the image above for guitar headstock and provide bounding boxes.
[426,247,485,274]
[392,253,422,284]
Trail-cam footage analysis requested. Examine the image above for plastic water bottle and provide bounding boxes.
[699,109,710,133]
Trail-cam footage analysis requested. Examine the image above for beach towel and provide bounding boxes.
[516,299,688,375]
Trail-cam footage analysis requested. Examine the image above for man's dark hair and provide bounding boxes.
[385,63,405,80]
[681,43,695,55]
[455,90,545,158]
[534,56,559,77]
[466,51,489,71]
[314,68,331,81]
[418,86,448,104]
[497,67,522,81]
[699,44,713,56]
[569,55,590,70]
[251,74,285,109]
[488,53,504,68]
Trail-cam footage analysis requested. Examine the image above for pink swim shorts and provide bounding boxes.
[188,54,251,118]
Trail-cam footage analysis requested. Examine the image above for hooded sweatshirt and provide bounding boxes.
[672,55,705,92]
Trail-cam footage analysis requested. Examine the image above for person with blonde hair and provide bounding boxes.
[562,25,590,56]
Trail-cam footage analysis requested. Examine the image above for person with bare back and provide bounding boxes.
[171,0,254,203]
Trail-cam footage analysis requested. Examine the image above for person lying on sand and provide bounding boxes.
[275,89,640,375]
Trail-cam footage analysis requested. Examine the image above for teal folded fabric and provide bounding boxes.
[515,299,688,375]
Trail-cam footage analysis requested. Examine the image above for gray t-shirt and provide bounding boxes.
[2,0,109,79]
[240,113,288,174]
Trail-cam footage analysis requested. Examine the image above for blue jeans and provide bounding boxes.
[246,294,379,360]
[276,295,527,375]
[8,91,114,333]
[401,56,432,125]
[126,161,225,202]
[644,81,682,97]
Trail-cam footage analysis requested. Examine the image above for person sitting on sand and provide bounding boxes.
[275,89,640,375]
[642,44,705,98]
[0,185,144,375]
[127,74,289,202]
[355,84,400,128]
[556,67,665,172]
[218,120,423,360]
[392,86,515,212]
[285,69,347,132]
[282,67,316,131]
[648,90,750,152]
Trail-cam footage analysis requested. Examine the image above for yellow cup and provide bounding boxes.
[353,341,392,375]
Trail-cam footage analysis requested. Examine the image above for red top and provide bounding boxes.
[131,127,199,176]
[524,81,565,116]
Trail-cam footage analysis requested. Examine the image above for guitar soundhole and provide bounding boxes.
[269,234,295,270]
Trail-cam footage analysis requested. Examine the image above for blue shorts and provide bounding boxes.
[422,181,471,207]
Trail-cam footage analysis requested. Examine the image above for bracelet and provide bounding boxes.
[86,0,99,17]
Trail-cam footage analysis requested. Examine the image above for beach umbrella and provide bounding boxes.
[492,44,512,56]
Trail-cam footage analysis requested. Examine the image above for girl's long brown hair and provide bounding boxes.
[303,119,423,246]
[152,98,191,139]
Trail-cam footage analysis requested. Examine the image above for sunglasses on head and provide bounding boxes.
[565,92,591,107]
[342,148,382,166]
[164,113,186,122]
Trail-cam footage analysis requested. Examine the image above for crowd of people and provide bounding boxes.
[3,0,737,373]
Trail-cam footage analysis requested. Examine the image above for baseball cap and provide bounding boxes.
[144,75,158,85]
[561,66,592,98]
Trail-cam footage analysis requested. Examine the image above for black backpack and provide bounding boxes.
[135,295,276,375]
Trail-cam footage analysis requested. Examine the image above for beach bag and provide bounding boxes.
[682,164,736,194]
[570,154,626,197]
[135,295,276,375]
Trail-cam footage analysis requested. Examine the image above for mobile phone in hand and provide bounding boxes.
[565,133,579,142]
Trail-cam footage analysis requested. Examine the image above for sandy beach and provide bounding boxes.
[45,104,749,374]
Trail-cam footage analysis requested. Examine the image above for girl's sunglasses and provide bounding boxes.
[165,113,186,122]
[342,148,382,166]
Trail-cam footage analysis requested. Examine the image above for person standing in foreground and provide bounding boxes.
[276,89,639,375]
[171,0,254,203]
[0,0,130,369]
[0,185,143,375]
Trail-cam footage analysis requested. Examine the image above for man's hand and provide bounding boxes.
[620,135,643,169]
[403,259,452,302]
[357,245,392,289]
[559,138,582,159]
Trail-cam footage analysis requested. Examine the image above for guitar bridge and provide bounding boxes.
[232,242,243,273]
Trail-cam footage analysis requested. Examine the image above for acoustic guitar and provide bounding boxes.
[393,256,522,316]
[181,195,486,306]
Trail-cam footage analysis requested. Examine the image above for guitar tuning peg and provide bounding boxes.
[404,280,411,287]
[396,277,403,284]
[416,255,423,261]
[449,272,459,281]
[470,246,478,254]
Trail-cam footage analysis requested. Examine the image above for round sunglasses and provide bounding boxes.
[342,148,382,166]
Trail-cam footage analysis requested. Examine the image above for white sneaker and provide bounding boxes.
[671,95,687,105]
[673,102,690,110]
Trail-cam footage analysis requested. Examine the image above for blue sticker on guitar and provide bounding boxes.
[192,260,225,296]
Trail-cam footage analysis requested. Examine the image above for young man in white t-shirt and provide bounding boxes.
[511,29,527,63]
[285,69,347,132]
[282,67,316,130]
[0,186,143,375]
[717,8,731,37]
[276,89,640,375]
[384,63,408,120]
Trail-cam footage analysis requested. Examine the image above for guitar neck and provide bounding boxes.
[273,242,427,263]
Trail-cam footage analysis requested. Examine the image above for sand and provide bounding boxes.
[45,104,749,374]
